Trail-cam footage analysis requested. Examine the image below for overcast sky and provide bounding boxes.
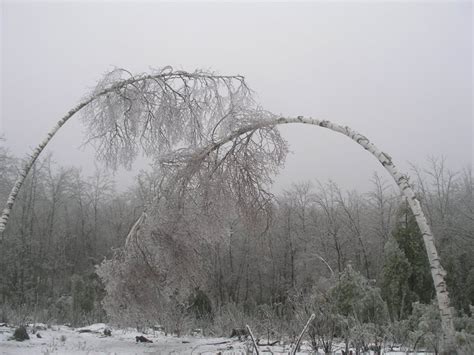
[1,1,472,193]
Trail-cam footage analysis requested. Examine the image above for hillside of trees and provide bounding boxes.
[1,139,472,352]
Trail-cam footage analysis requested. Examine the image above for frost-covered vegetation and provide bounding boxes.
[1,139,473,353]
[0,67,472,354]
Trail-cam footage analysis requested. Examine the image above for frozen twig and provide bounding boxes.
[246,324,259,354]
[291,313,315,355]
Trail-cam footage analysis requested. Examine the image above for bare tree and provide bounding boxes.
[314,181,347,274]
[367,172,398,270]
[0,67,251,234]
[334,187,371,279]
[1,67,457,353]
[156,115,457,353]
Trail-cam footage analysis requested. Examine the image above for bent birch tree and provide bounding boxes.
[150,115,457,353]
[0,67,457,353]
[274,118,459,353]
[0,67,251,234]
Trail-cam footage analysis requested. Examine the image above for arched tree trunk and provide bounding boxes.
[278,117,457,354]
[0,79,146,234]
[0,70,244,234]
[189,115,457,353]
[0,91,457,353]
[0,97,93,235]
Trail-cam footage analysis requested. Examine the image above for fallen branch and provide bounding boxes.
[203,340,231,346]
[246,324,259,354]
[77,329,100,334]
[291,313,315,355]
[257,339,279,346]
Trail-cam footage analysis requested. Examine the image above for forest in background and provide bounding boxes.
[1,139,473,353]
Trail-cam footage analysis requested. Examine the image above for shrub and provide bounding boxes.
[12,326,29,341]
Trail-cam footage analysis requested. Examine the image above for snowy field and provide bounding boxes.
[0,323,433,355]
[0,323,249,355]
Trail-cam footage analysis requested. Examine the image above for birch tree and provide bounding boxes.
[0,67,252,234]
[0,67,457,353]
[153,115,457,353]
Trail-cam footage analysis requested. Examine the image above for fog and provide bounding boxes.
[1,1,472,192]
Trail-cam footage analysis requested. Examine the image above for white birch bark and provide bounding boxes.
[276,117,456,354]
[0,97,93,235]
[0,74,163,234]
[0,70,242,235]
[124,212,147,247]
[190,116,456,353]
[0,89,456,352]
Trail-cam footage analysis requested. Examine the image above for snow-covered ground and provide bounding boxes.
[0,323,248,355]
[0,323,432,354]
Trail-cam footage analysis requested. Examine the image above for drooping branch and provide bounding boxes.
[0,67,250,235]
[1,65,457,352]
[81,68,253,169]
[154,108,287,227]
[96,108,456,353]
[159,115,456,353]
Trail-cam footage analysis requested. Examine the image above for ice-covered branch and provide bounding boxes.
[158,115,456,353]
[0,67,250,235]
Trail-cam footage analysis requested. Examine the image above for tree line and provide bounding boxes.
[0,143,141,325]
[2,137,471,352]
[0,67,471,353]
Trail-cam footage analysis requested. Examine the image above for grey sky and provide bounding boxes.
[1,1,472,193]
